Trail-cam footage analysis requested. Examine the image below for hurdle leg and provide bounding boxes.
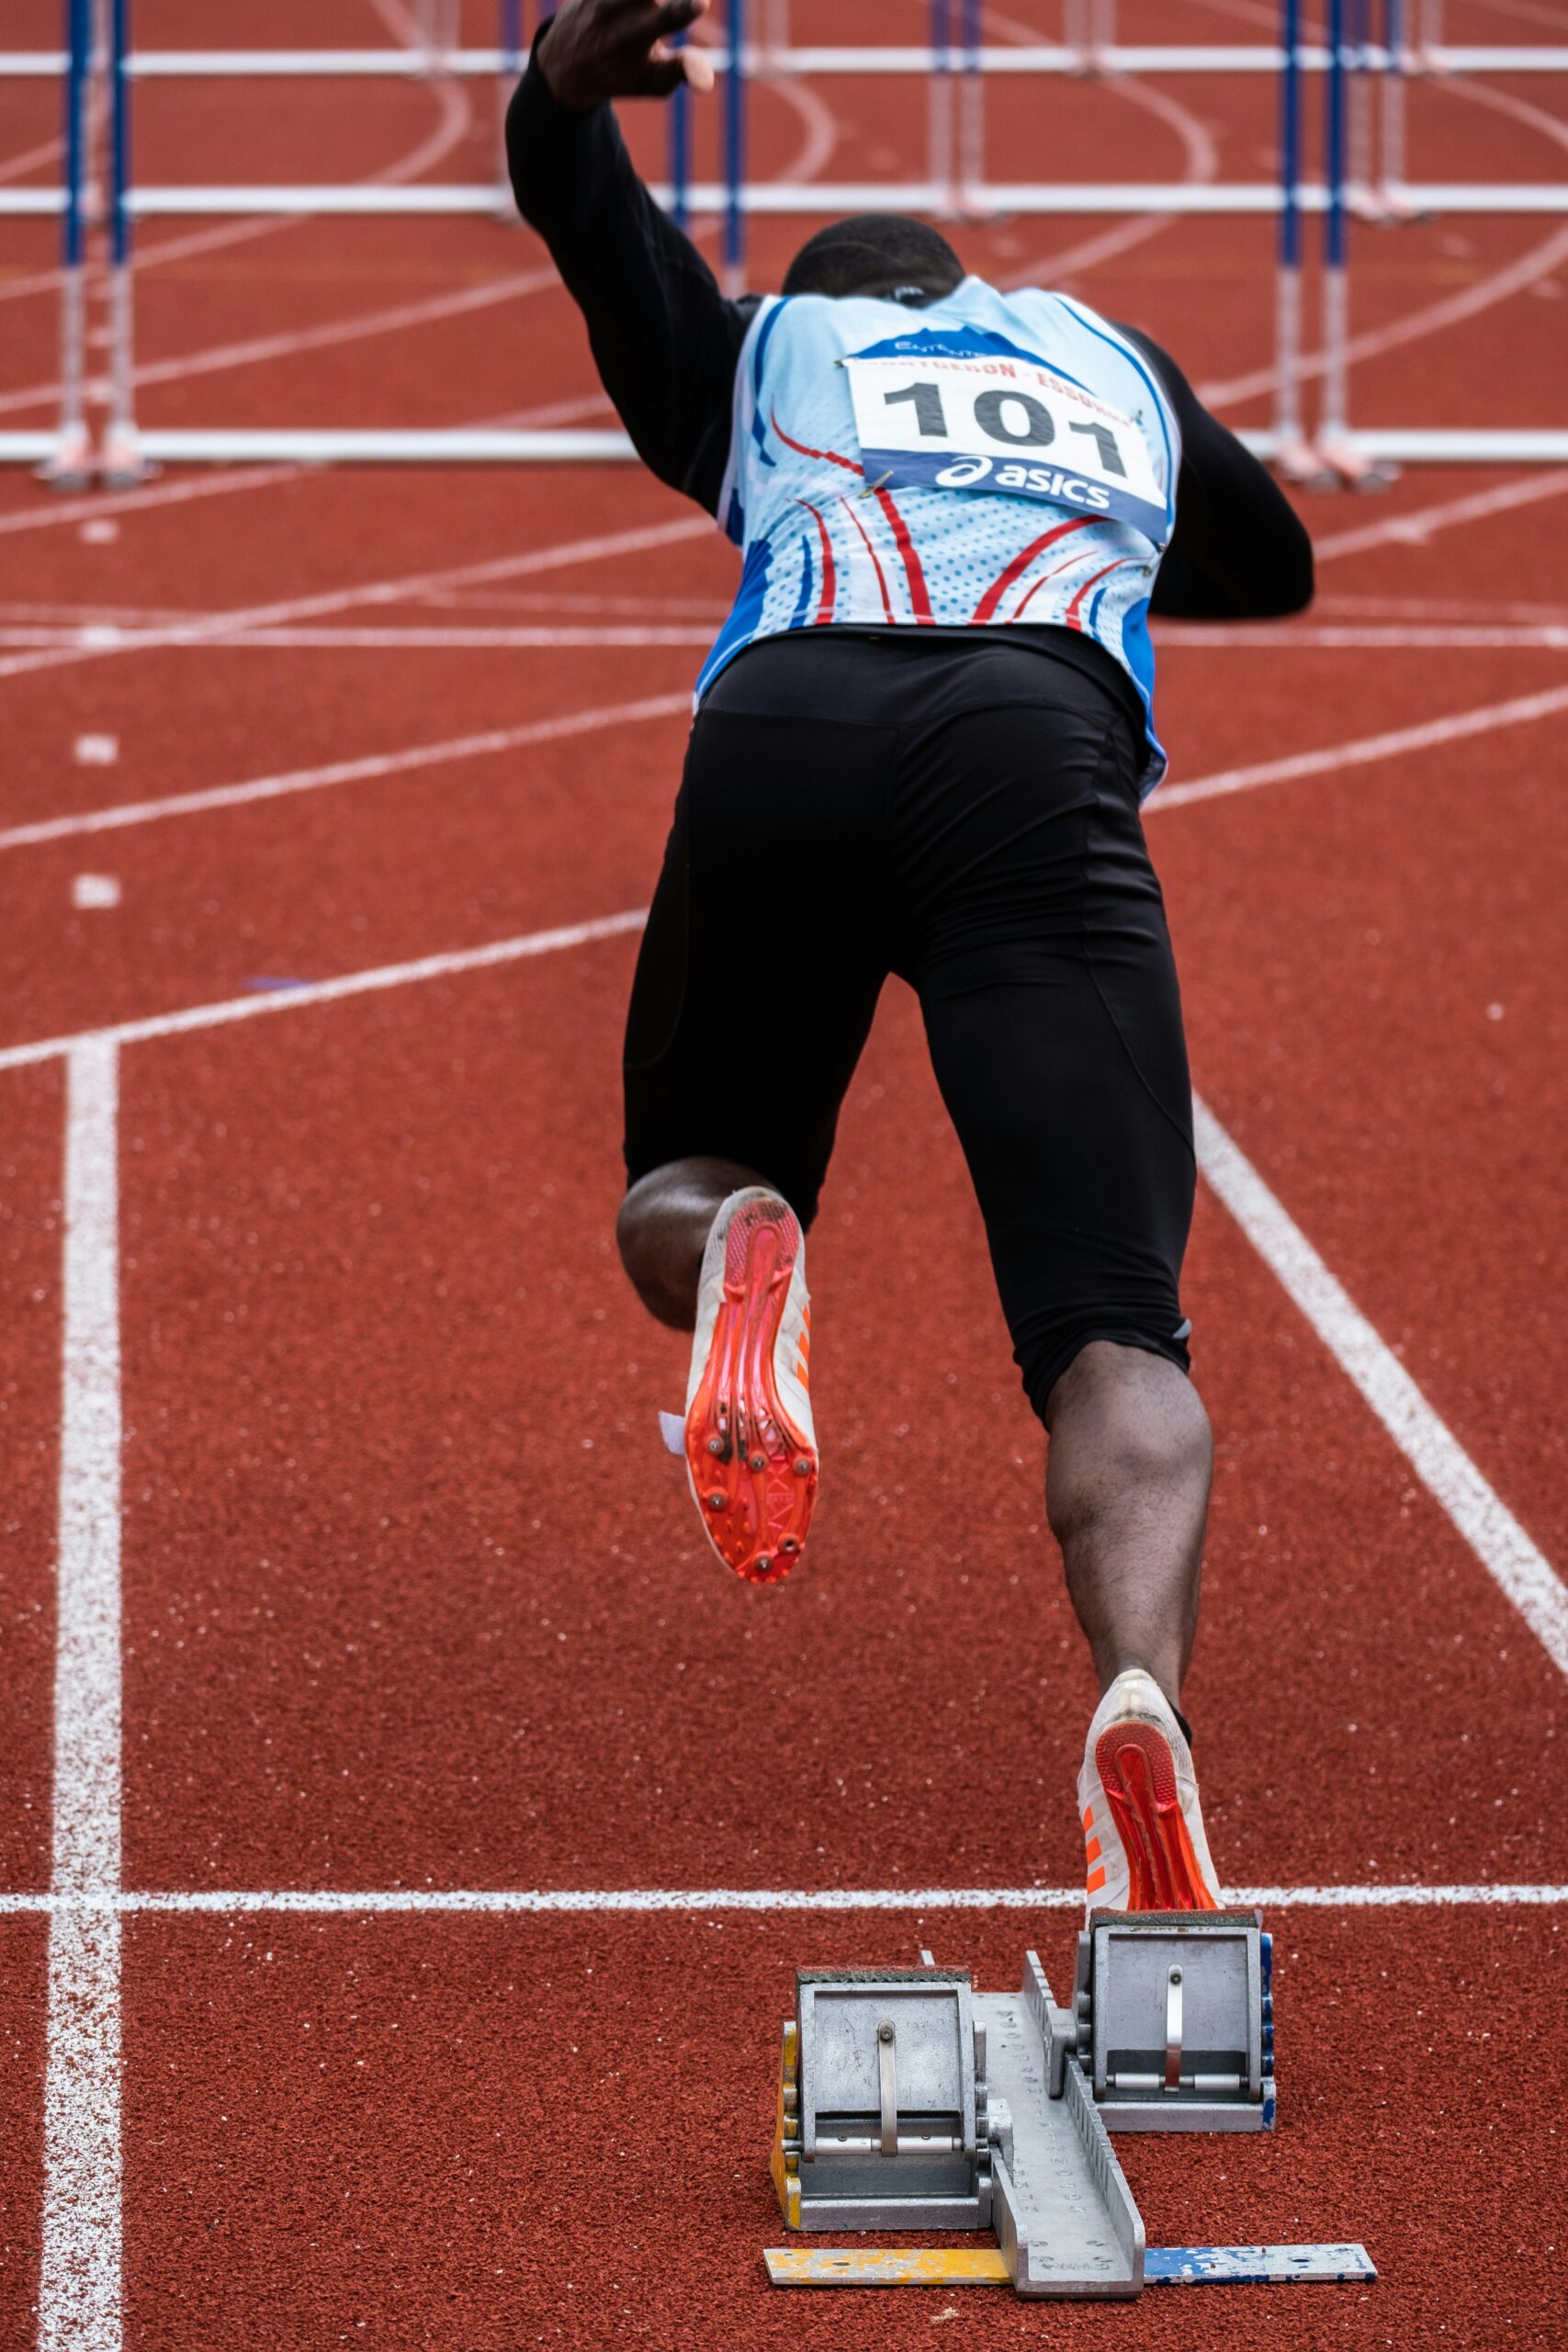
[100,0,153,484]
[958,0,984,220]
[722,0,746,296]
[1269,0,1325,485]
[1314,0,1395,491]
[39,0,94,485]
[929,0,953,220]
[494,0,525,220]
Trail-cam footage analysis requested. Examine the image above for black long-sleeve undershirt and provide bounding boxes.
[506,39,1314,624]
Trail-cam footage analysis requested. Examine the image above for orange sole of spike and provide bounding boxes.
[684,1200,817,1586]
[1092,1723,1219,1912]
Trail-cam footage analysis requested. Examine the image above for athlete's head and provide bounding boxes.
[782,214,964,305]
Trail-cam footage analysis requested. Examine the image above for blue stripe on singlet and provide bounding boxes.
[788,533,816,631]
[749,299,791,467]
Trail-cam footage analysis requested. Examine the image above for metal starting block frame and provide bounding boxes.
[767,1912,1371,2301]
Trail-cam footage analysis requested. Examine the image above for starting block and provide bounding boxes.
[766,1911,1372,2301]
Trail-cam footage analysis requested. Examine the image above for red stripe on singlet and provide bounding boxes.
[971,514,1099,624]
[873,485,934,622]
[794,498,838,624]
[1065,558,1130,631]
[771,413,863,475]
[839,494,896,623]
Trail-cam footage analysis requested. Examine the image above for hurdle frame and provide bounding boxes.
[6,2,1568,479]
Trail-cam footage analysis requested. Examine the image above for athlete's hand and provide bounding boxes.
[539,0,716,111]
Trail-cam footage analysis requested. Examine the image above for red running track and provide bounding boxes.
[0,2,1565,2346]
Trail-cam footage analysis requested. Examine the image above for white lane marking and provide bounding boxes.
[0,1883,1562,1916]
[0,514,713,686]
[0,467,296,541]
[72,876,122,910]
[73,733,118,764]
[4,619,1567,653]
[0,909,649,1074]
[39,1040,123,2352]
[1194,1097,1568,1681]
[0,692,691,854]
[0,625,714,651]
[1153,681,1568,810]
[1312,469,1568,565]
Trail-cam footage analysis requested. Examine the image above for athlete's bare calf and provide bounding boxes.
[616,1161,1211,1713]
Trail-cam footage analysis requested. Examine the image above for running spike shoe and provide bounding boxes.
[681,1187,817,1585]
[1076,1667,1222,1919]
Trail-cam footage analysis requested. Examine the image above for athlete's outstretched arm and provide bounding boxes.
[506,0,752,516]
[1118,326,1314,620]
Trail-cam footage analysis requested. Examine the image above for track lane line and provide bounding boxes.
[0,908,650,1072]
[0,1883,1562,1915]
[2,673,1560,857]
[37,1039,123,2352]
[1193,1097,1568,1680]
[2,618,1564,650]
[1153,680,1568,808]
[0,694,691,854]
[0,512,713,686]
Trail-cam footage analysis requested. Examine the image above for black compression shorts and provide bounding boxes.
[622,630,1197,1420]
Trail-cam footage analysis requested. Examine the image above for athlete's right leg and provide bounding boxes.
[618,637,897,1576]
[616,1154,769,1331]
[893,643,1221,1906]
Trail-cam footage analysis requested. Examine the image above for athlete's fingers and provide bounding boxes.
[651,0,711,36]
[643,41,714,96]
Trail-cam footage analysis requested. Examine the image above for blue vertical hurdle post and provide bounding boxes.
[668,69,691,232]
[40,0,92,482]
[958,0,983,217]
[1269,0,1318,479]
[1380,0,1410,210]
[929,0,953,215]
[722,0,746,295]
[496,0,525,218]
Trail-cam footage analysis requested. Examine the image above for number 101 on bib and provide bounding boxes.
[843,352,1168,543]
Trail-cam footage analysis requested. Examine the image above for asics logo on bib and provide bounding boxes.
[702,279,1180,799]
[931,455,1111,506]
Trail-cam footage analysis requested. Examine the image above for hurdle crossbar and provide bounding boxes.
[118,179,1568,218]
[85,43,1568,76]
[112,425,1568,467]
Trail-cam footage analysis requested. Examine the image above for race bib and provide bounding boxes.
[844,348,1168,542]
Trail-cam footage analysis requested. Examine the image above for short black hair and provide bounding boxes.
[782,214,964,304]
